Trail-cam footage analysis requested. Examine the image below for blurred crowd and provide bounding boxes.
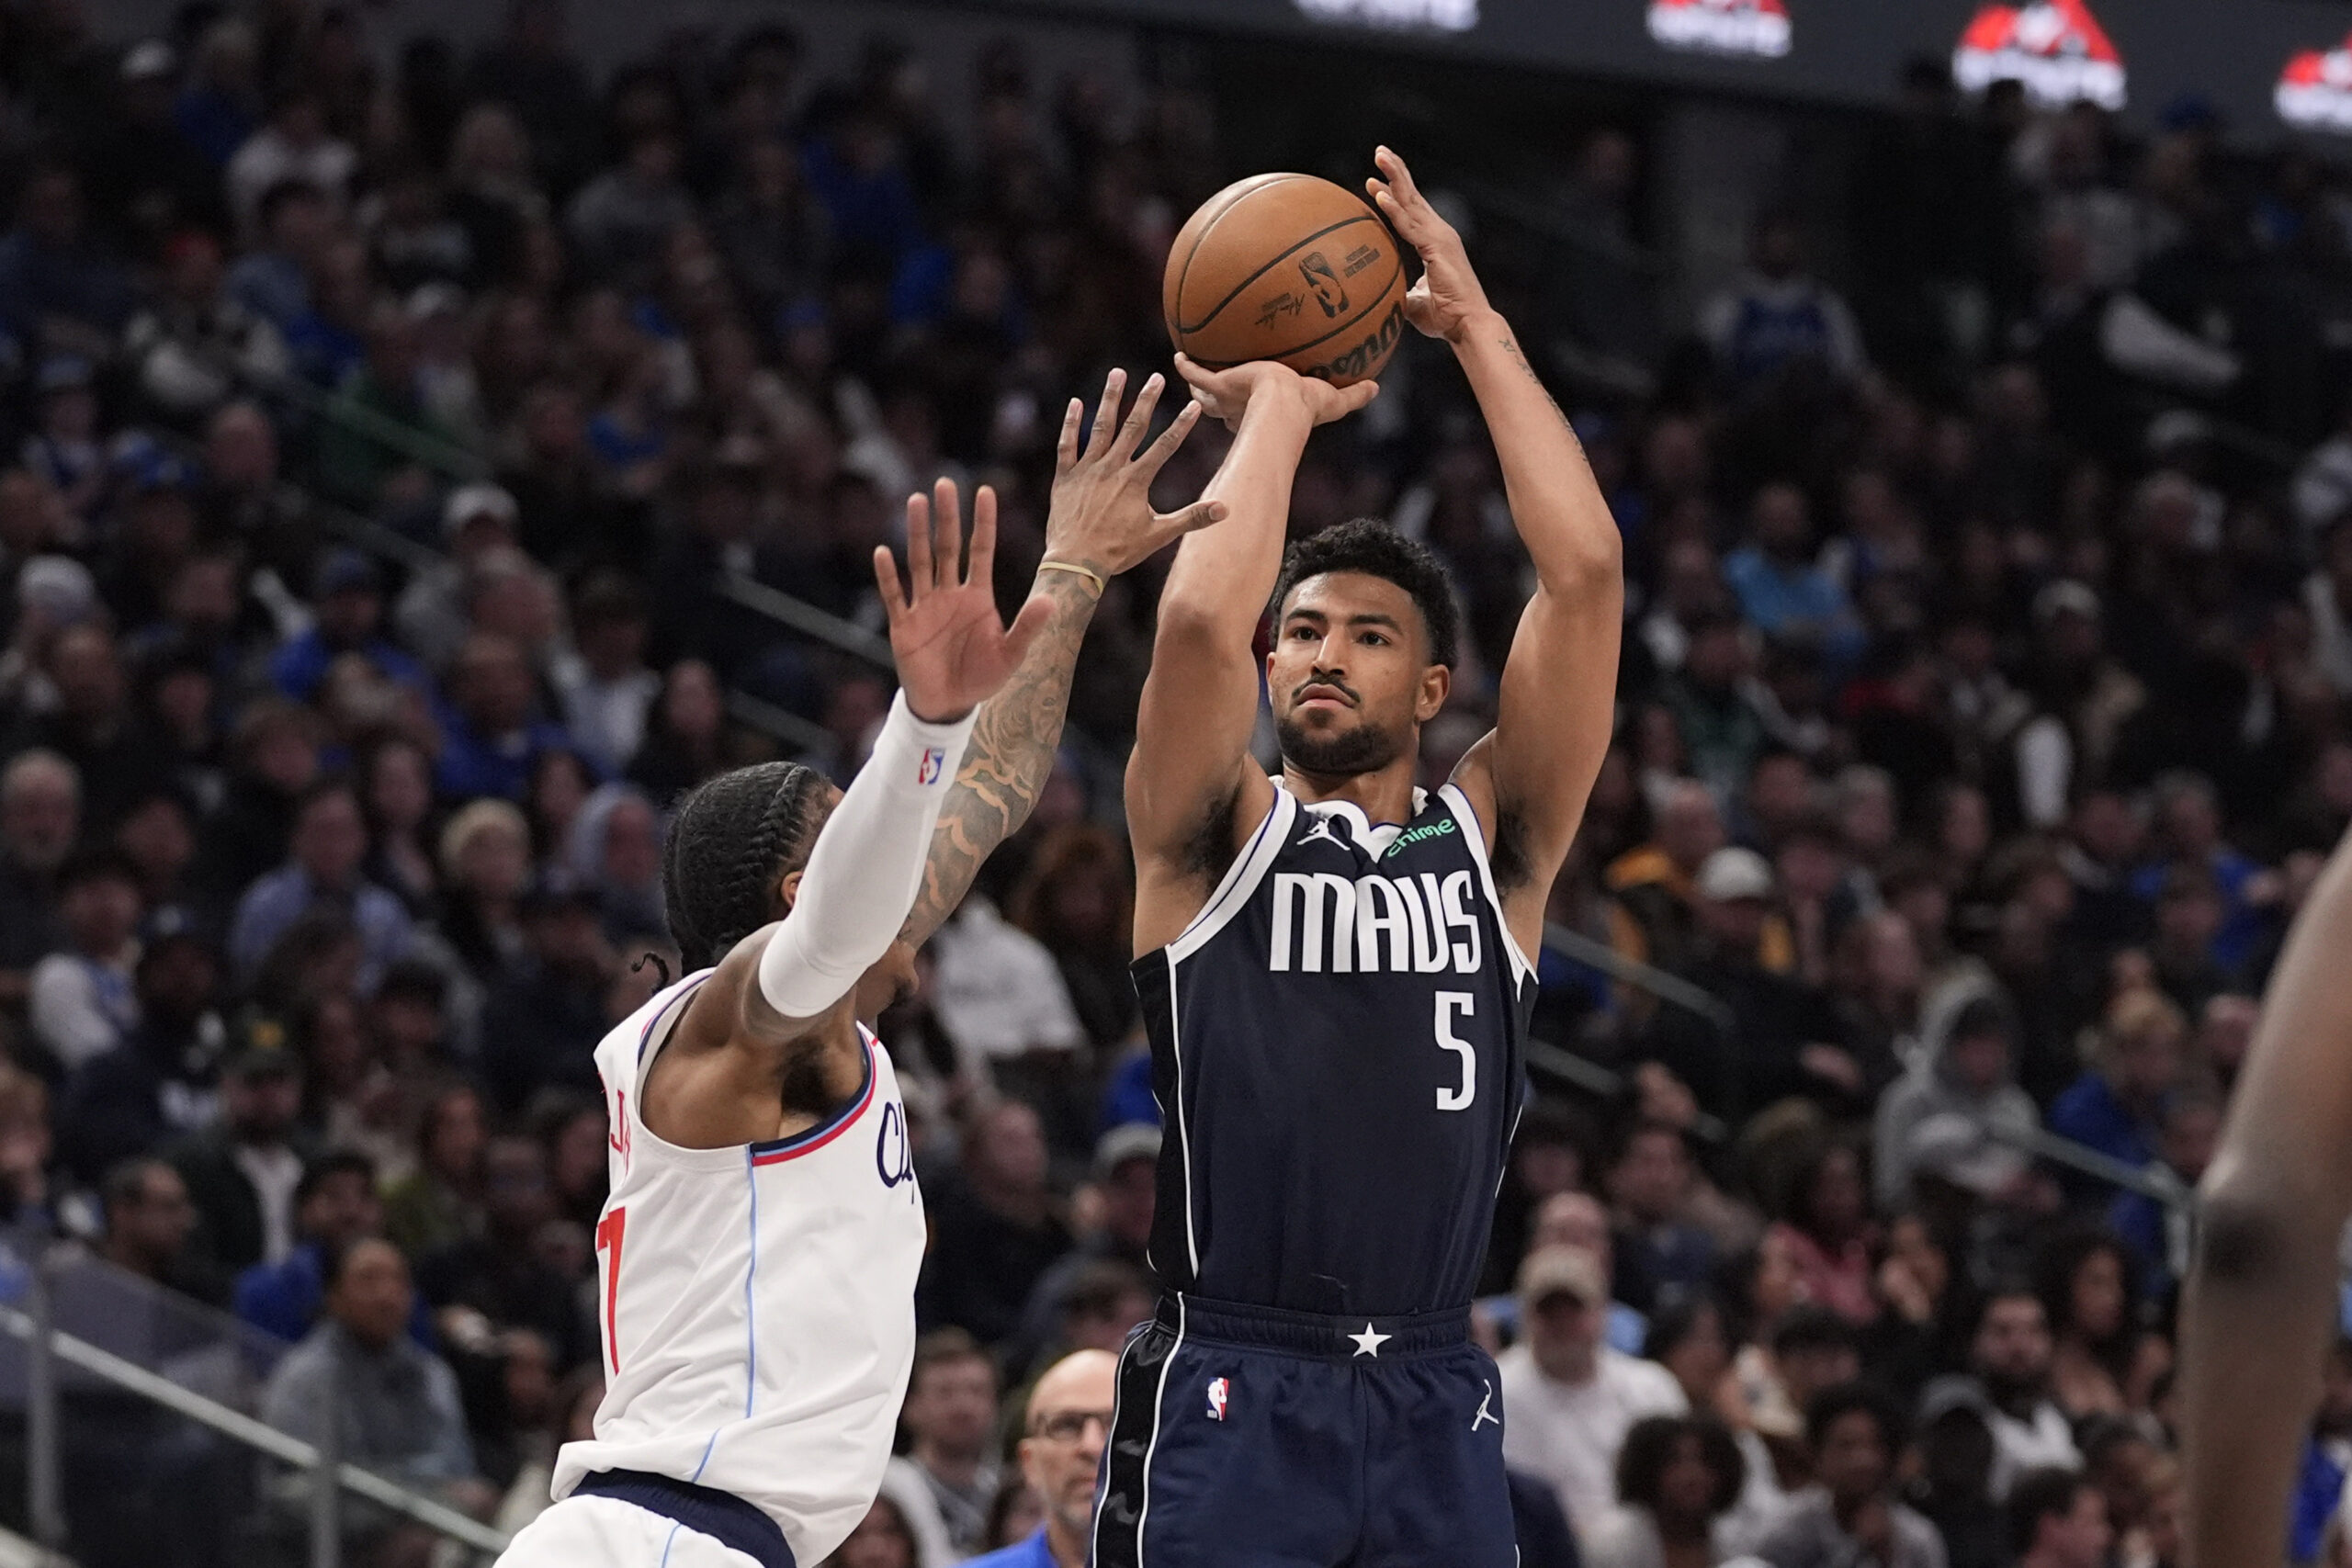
[2,0,2352,1566]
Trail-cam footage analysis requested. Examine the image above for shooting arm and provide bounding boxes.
[2183,827,2352,1568]
[1125,373,1319,882]
[1449,313,1623,915]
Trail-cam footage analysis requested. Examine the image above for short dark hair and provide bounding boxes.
[320,1234,403,1292]
[662,761,831,971]
[56,846,141,893]
[1270,518,1461,671]
[1616,1415,1746,1515]
[100,1156,175,1218]
[1773,1303,1860,1360]
[297,1149,377,1208]
[1804,1380,1905,1455]
[908,1327,995,1397]
[2008,1467,2092,1559]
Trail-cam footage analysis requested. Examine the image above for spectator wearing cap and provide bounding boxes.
[80,40,226,253]
[0,750,79,1002]
[98,1155,225,1302]
[550,576,660,777]
[433,631,574,803]
[259,1236,489,1558]
[124,228,292,421]
[395,483,519,671]
[1750,1384,1945,1568]
[1640,846,1844,1123]
[269,547,432,703]
[1500,1245,1689,1541]
[57,908,225,1181]
[233,1148,433,1345]
[1873,982,2042,1213]
[26,848,145,1077]
[100,448,205,633]
[1607,779,1727,979]
[169,1037,311,1275]
[229,779,414,992]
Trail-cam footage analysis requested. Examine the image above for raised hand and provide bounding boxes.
[875,481,1053,724]
[1171,354,1378,434]
[1365,144,1491,344]
[1046,368,1230,580]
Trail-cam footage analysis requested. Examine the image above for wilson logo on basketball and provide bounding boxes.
[1306,301,1405,387]
[1952,0,2125,109]
[1299,254,1350,318]
[1645,0,1791,61]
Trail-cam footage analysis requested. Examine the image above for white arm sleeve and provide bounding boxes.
[755,692,977,1020]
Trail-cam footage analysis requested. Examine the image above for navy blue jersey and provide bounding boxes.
[1135,782,1534,1317]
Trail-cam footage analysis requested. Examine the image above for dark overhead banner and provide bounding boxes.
[1003,0,2352,137]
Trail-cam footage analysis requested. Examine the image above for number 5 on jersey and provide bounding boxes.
[594,1205,627,1373]
[1435,992,1476,1111]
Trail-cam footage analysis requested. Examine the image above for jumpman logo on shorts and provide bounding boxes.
[1472,1379,1500,1432]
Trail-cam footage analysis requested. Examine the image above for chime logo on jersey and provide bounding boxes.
[1645,0,1790,61]
[1205,1377,1229,1421]
[2278,35,2352,131]
[1953,0,2125,110]
[1268,868,1484,975]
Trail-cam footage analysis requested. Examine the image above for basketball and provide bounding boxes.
[1162,173,1410,387]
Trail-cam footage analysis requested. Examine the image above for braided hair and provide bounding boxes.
[662,761,832,972]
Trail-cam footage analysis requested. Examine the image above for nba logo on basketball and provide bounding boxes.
[1205,1377,1229,1421]
[917,748,946,785]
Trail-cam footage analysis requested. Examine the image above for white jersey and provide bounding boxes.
[550,970,926,1566]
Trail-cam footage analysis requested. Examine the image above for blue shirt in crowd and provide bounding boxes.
[958,1528,1057,1568]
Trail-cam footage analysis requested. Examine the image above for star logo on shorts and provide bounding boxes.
[1348,1322,1392,1358]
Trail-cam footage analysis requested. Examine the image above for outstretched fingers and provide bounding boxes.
[1109,372,1165,461]
[872,544,909,623]
[902,491,934,603]
[1056,397,1084,476]
[930,477,964,591]
[964,484,999,590]
[1086,368,1128,460]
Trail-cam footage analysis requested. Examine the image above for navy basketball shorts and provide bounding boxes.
[1089,1295,1516,1568]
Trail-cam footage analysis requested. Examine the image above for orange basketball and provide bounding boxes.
[1162,174,1408,388]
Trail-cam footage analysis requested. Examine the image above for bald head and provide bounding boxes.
[1022,1348,1119,1548]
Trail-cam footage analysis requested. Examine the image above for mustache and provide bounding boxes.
[1290,670,1362,707]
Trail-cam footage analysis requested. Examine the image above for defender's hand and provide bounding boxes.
[876,482,1053,724]
[1365,145,1491,344]
[1045,368,1229,581]
[1172,354,1377,433]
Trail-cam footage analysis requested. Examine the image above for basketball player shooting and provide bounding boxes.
[1094,147,1624,1567]
[492,371,1220,1568]
[2177,826,2352,1568]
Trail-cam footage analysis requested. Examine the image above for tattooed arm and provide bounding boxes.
[899,369,1225,950]
[1366,146,1623,962]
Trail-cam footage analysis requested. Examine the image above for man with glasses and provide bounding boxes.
[964,1349,1117,1568]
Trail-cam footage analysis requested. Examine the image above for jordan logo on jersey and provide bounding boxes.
[1268,868,1485,975]
[1297,814,1349,851]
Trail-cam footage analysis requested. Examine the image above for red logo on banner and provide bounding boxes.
[1953,0,2125,109]
[2279,37,2352,131]
[1646,0,1791,59]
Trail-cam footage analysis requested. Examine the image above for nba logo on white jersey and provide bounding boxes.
[916,747,947,784]
[1205,1377,1229,1421]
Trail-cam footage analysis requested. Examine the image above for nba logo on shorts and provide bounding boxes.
[1205,1377,1229,1421]
[916,748,946,785]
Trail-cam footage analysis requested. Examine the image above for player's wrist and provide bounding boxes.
[1445,305,1508,348]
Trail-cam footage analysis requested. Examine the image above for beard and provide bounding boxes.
[1276,711,1408,777]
